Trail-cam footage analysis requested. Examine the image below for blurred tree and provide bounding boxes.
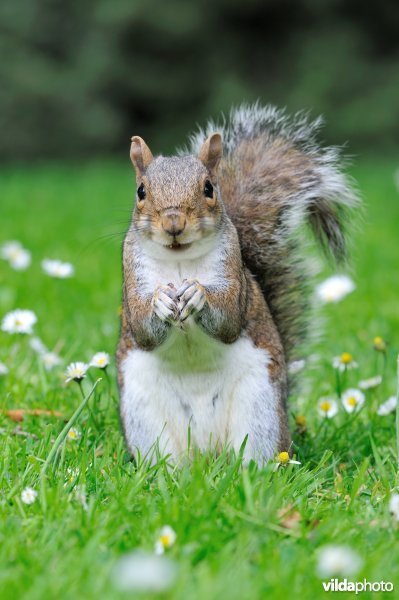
[0,0,398,161]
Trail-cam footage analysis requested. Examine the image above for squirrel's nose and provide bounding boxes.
[161,210,186,237]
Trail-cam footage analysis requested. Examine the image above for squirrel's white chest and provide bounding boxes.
[137,246,223,293]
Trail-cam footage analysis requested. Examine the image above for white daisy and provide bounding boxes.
[154,526,177,555]
[42,351,62,371]
[10,248,31,270]
[317,545,363,577]
[318,398,338,418]
[1,240,22,260]
[288,359,306,375]
[295,415,307,428]
[377,396,397,416]
[29,336,47,354]
[389,493,399,521]
[90,352,110,369]
[67,466,80,477]
[29,338,62,370]
[42,259,74,278]
[65,361,88,383]
[341,388,365,413]
[373,336,387,352]
[67,427,82,441]
[1,241,32,270]
[21,486,38,505]
[316,275,355,304]
[1,309,37,334]
[0,361,8,375]
[332,352,358,372]
[274,451,301,471]
[64,467,80,486]
[112,551,177,592]
[358,375,382,390]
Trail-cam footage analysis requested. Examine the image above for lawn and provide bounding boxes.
[0,157,398,599]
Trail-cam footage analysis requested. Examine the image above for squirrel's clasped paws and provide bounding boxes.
[152,280,206,325]
[177,279,206,322]
[152,284,178,322]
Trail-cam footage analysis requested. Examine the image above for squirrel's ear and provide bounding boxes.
[130,136,153,174]
[198,133,223,178]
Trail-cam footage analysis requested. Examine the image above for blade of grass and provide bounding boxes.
[209,437,247,510]
[39,378,101,509]
[349,457,369,506]
[370,435,389,491]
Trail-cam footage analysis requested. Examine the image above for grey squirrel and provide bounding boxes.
[116,103,356,463]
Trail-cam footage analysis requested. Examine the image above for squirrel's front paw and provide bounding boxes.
[152,284,178,322]
[177,279,206,322]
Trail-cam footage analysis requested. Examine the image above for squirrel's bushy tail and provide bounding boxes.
[188,103,358,362]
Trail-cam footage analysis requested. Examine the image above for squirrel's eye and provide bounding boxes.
[204,180,214,198]
[137,183,146,201]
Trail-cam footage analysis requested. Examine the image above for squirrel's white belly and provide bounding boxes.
[120,320,281,462]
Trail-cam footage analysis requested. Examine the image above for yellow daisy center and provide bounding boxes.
[69,431,77,438]
[347,397,357,407]
[373,336,386,351]
[340,352,352,364]
[160,534,171,547]
[278,451,290,464]
[98,358,105,365]
[320,401,332,412]
[15,319,22,326]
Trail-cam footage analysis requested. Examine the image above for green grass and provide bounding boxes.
[0,158,398,599]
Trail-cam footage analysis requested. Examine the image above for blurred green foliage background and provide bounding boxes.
[1,0,398,161]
